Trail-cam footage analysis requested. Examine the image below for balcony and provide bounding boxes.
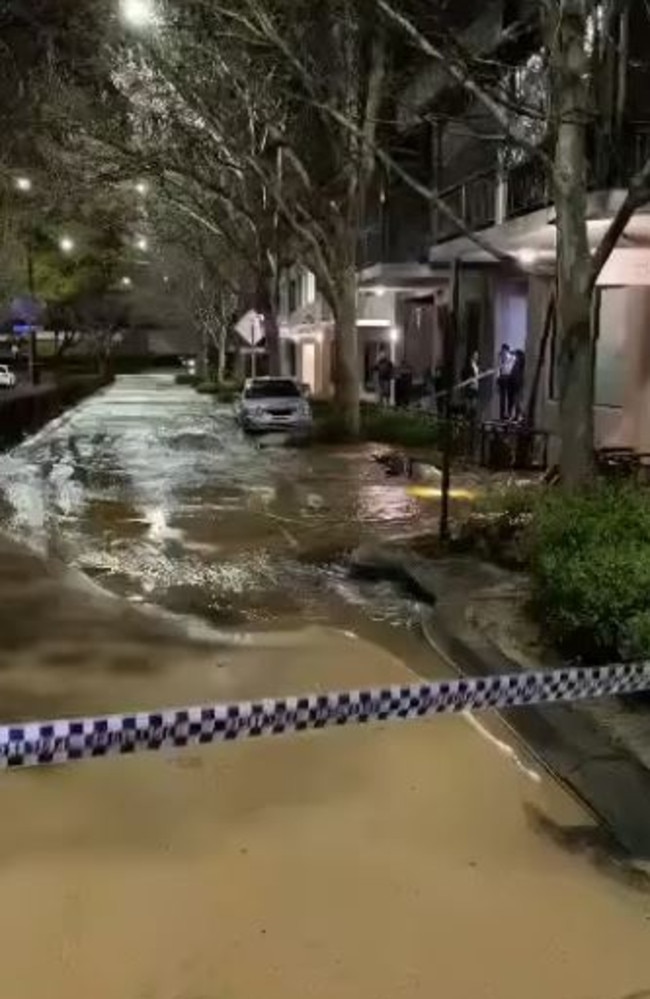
[436,170,499,241]
[433,123,650,245]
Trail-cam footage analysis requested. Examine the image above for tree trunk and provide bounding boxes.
[332,265,360,437]
[216,328,226,383]
[256,275,280,376]
[550,0,595,486]
[526,295,555,426]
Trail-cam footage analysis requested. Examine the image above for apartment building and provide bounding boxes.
[380,0,650,451]
[277,262,430,397]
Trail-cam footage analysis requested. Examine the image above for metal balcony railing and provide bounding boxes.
[358,124,650,258]
[431,124,650,244]
[435,169,499,241]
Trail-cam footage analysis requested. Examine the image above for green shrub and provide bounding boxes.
[311,401,444,448]
[477,483,539,521]
[529,486,650,663]
[195,380,239,401]
[361,406,441,448]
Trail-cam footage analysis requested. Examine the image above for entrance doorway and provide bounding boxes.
[302,342,316,393]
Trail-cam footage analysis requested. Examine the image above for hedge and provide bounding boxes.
[528,486,650,664]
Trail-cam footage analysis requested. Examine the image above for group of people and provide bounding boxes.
[496,343,526,422]
[375,351,414,408]
[374,342,526,422]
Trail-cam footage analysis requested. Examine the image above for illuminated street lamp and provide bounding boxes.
[120,276,133,288]
[120,0,159,29]
[135,235,149,252]
[15,176,32,193]
[59,235,75,254]
[135,180,149,196]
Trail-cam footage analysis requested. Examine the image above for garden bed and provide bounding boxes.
[458,483,650,665]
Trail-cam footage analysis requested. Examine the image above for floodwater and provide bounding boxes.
[0,372,648,999]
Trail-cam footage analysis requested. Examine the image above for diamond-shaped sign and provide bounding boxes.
[235,310,264,345]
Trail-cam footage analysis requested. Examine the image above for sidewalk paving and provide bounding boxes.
[421,557,650,862]
[351,545,650,862]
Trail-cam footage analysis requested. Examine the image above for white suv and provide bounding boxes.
[0,365,16,389]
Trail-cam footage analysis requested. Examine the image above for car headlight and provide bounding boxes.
[252,406,266,418]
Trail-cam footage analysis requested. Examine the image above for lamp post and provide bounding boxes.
[15,176,38,385]
[439,258,459,543]
[389,326,400,407]
[25,235,38,385]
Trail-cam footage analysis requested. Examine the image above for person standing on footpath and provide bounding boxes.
[375,348,394,407]
[497,343,515,421]
[509,349,526,421]
[463,349,480,420]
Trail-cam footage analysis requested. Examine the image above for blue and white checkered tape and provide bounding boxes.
[0,662,648,770]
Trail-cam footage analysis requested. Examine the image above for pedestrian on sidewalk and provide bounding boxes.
[509,349,526,421]
[375,349,394,407]
[463,350,480,420]
[497,343,515,421]
[395,360,413,408]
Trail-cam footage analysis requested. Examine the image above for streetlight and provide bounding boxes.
[59,235,75,254]
[135,180,149,196]
[120,276,133,288]
[120,0,159,29]
[14,175,38,383]
[135,235,148,252]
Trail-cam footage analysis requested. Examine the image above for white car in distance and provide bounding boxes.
[0,365,17,389]
[236,377,312,435]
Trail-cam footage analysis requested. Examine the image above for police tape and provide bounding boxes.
[0,662,649,771]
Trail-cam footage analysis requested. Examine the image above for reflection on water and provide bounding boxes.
[0,372,438,636]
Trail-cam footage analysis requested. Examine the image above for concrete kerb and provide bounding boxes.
[349,547,650,863]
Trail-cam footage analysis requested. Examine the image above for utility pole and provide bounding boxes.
[439,257,459,543]
[26,234,38,386]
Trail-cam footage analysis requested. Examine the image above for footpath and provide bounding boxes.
[351,545,650,862]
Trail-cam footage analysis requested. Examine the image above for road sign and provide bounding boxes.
[235,310,265,345]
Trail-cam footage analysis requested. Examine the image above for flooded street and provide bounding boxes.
[0,373,648,999]
[0,371,439,632]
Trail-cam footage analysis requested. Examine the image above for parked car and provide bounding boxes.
[235,377,312,434]
[0,365,17,389]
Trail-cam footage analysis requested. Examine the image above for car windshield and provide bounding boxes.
[244,380,301,399]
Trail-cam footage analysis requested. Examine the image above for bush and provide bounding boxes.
[528,486,650,663]
[311,401,444,449]
[477,483,539,521]
[362,406,442,448]
[196,380,239,402]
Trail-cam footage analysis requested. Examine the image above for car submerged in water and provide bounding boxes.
[235,377,313,435]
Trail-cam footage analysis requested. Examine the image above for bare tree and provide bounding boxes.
[92,0,389,433]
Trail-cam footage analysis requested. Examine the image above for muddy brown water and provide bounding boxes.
[0,373,648,999]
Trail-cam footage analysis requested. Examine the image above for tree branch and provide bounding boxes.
[376,0,555,172]
[589,155,650,288]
